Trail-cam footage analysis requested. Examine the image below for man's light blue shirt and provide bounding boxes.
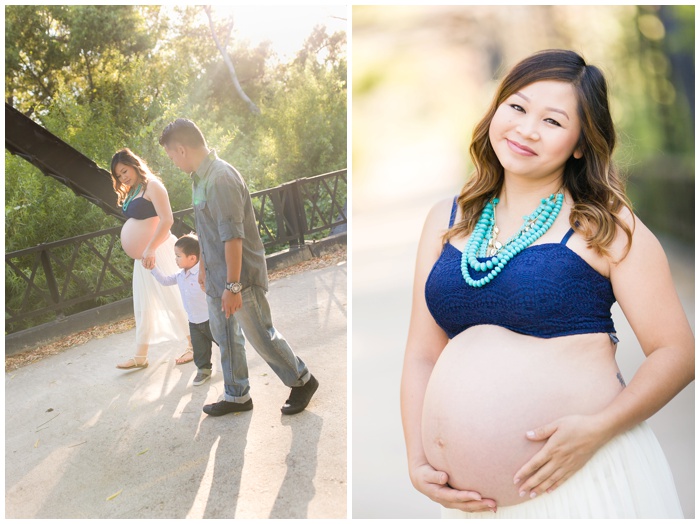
[191,150,269,297]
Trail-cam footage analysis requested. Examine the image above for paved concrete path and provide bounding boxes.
[353,192,695,519]
[6,262,347,519]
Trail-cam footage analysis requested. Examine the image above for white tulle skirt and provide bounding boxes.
[132,234,189,345]
[442,422,683,519]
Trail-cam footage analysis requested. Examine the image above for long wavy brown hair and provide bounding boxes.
[110,148,159,206]
[446,49,634,259]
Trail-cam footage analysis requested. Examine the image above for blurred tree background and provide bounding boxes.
[353,5,694,244]
[5,5,347,251]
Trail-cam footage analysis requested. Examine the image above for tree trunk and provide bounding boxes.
[204,6,261,115]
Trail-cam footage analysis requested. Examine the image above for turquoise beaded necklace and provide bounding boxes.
[122,183,142,212]
[460,192,564,288]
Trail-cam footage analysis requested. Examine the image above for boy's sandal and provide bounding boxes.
[116,356,149,369]
[175,348,194,365]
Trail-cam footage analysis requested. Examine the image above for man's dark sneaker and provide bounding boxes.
[281,375,319,415]
[193,370,212,386]
[203,398,253,416]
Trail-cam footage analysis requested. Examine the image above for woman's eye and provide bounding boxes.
[510,104,524,112]
[545,118,561,127]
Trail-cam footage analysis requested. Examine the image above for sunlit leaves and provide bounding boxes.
[6,6,346,248]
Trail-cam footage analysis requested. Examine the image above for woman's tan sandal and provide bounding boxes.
[116,356,149,369]
[175,348,194,365]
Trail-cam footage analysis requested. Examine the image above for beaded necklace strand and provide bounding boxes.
[460,192,564,288]
[122,183,142,212]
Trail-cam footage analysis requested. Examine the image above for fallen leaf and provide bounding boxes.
[137,449,149,456]
[106,489,123,501]
[34,439,39,448]
[46,408,54,412]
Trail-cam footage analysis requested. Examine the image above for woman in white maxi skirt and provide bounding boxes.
[110,148,189,369]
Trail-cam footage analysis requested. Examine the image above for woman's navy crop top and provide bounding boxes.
[123,197,157,220]
[424,198,616,339]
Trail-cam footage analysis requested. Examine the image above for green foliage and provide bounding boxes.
[4,152,121,252]
[5,5,71,111]
[6,5,347,249]
[255,29,348,188]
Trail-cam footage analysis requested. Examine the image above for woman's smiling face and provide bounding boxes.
[488,80,583,181]
[114,162,139,188]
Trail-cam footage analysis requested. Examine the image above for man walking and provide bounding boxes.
[159,118,318,416]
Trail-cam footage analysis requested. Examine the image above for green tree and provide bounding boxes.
[256,27,347,187]
[6,5,347,248]
[5,5,70,113]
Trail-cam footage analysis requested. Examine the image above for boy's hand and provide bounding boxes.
[141,249,156,270]
[198,266,206,291]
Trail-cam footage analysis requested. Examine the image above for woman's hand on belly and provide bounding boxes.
[410,462,497,513]
[513,413,608,499]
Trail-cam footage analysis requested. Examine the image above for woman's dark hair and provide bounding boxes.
[175,233,200,259]
[447,49,634,259]
[159,118,207,149]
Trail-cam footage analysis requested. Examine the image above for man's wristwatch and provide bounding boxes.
[225,281,243,294]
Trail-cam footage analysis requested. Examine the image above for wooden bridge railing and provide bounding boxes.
[5,169,347,334]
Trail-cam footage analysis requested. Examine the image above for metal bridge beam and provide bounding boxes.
[5,103,125,221]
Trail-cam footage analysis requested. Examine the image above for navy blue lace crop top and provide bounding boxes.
[425,198,616,339]
[123,197,157,220]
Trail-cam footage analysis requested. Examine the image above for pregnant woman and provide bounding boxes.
[400,50,694,518]
[111,148,191,369]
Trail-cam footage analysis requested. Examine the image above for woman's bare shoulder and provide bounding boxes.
[144,176,168,196]
[424,196,456,230]
[610,205,661,261]
[416,196,457,260]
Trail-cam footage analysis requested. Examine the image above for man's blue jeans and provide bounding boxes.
[206,285,310,403]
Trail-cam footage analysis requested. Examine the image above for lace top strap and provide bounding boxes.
[449,197,458,228]
[560,221,581,245]
[560,228,576,245]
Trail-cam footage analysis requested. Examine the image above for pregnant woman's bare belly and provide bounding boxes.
[422,325,623,507]
[120,217,159,260]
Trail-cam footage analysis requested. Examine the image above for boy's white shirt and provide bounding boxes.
[151,265,209,324]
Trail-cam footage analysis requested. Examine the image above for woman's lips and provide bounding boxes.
[506,139,537,156]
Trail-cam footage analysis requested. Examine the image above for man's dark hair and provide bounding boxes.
[175,233,200,259]
[159,118,207,148]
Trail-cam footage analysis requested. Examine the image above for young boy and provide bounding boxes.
[151,233,215,386]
